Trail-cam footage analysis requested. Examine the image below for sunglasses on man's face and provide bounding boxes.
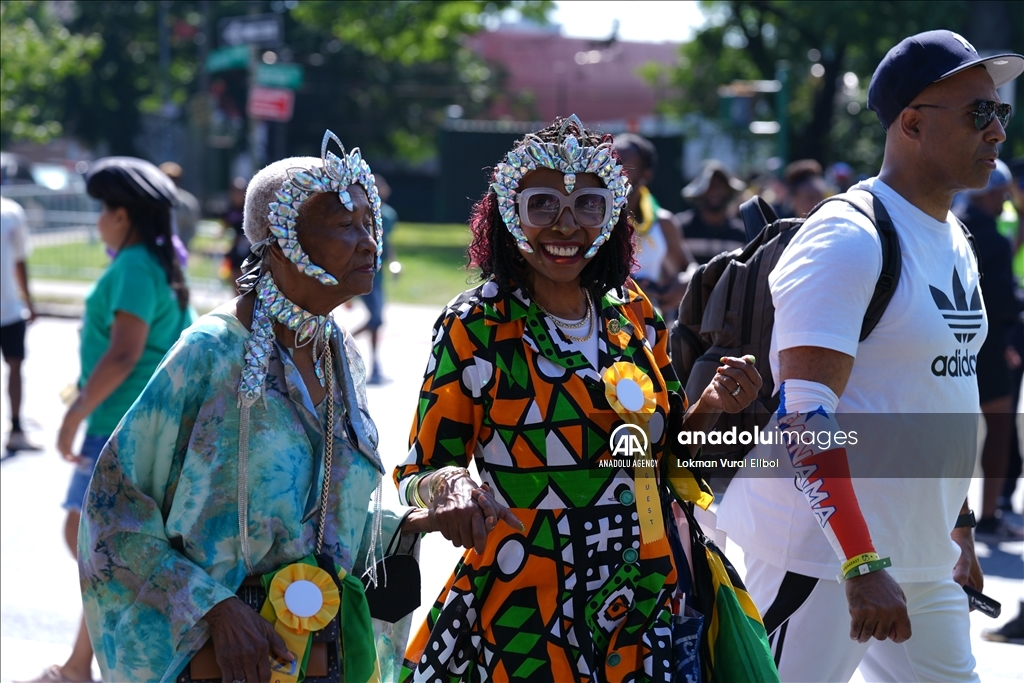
[911,100,1012,130]
[515,187,613,230]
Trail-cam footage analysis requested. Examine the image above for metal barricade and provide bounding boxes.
[1,185,104,281]
[2,187,230,307]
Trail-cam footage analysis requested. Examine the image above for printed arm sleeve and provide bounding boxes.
[769,207,885,567]
[394,309,485,505]
[78,333,237,682]
[776,380,877,569]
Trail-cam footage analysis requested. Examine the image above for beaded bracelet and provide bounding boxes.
[842,555,892,581]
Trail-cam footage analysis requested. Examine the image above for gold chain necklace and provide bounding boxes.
[535,290,594,343]
[535,289,592,329]
[560,310,594,343]
[549,307,590,330]
[315,349,334,553]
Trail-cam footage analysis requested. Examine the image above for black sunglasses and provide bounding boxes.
[910,100,1012,130]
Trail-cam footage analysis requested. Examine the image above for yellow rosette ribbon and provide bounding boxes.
[259,561,340,683]
[603,361,665,545]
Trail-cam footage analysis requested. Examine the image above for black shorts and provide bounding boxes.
[0,319,26,361]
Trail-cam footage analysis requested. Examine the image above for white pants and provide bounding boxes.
[744,556,978,683]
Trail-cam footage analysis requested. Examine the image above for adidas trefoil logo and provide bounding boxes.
[929,266,982,343]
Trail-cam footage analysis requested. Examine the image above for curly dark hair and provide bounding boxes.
[467,117,635,302]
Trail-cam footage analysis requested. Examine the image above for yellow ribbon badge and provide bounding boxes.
[603,362,665,544]
[603,362,656,423]
[259,562,341,683]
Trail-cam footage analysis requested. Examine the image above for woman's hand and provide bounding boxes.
[429,475,522,554]
[699,356,762,413]
[57,311,149,463]
[472,483,522,534]
[57,402,88,463]
[205,597,295,683]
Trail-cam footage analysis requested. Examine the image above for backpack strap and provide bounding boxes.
[953,215,982,274]
[807,189,902,342]
[739,195,779,243]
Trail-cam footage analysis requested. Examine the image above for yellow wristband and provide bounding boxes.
[841,552,880,577]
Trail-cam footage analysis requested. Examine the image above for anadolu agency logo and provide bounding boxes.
[602,423,657,469]
[929,266,980,377]
[609,423,648,458]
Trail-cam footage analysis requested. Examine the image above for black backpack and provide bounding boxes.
[669,189,902,462]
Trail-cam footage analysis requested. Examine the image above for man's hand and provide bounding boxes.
[205,597,294,683]
[845,570,912,643]
[951,526,983,592]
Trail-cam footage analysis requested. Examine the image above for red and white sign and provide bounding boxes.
[247,86,294,122]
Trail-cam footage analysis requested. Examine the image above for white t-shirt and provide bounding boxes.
[719,178,985,582]
[0,196,30,326]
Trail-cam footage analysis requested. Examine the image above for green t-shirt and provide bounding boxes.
[80,244,197,435]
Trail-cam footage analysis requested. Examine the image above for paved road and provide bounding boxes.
[2,309,1022,682]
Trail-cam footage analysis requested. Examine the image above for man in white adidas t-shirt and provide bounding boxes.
[718,30,1023,682]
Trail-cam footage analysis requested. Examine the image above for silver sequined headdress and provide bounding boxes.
[238,130,383,407]
[268,130,384,282]
[490,114,630,259]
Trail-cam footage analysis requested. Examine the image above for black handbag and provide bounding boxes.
[361,510,422,623]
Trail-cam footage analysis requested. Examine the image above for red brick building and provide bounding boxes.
[467,25,681,125]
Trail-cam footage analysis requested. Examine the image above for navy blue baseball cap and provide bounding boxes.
[868,30,1024,130]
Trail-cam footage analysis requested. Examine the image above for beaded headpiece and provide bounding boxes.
[490,114,630,259]
[238,130,383,407]
[267,130,384,283]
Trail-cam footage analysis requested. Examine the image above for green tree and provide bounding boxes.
[1,0,551,162]
[651,1,1024,172]
[56,1,205,155]
[0,1,101,145]
[289,0,551,161]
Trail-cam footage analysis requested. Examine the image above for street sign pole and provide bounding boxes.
[248,45,264,170]
[215,13,291,174]
[775,61,790,167]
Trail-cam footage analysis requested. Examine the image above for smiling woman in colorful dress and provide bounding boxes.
[394,116,760,682]
[78,132,442,683]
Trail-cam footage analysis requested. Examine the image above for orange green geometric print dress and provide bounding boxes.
[394,280,684,683]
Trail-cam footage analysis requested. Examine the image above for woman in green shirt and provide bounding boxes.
[27,158,194,683]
